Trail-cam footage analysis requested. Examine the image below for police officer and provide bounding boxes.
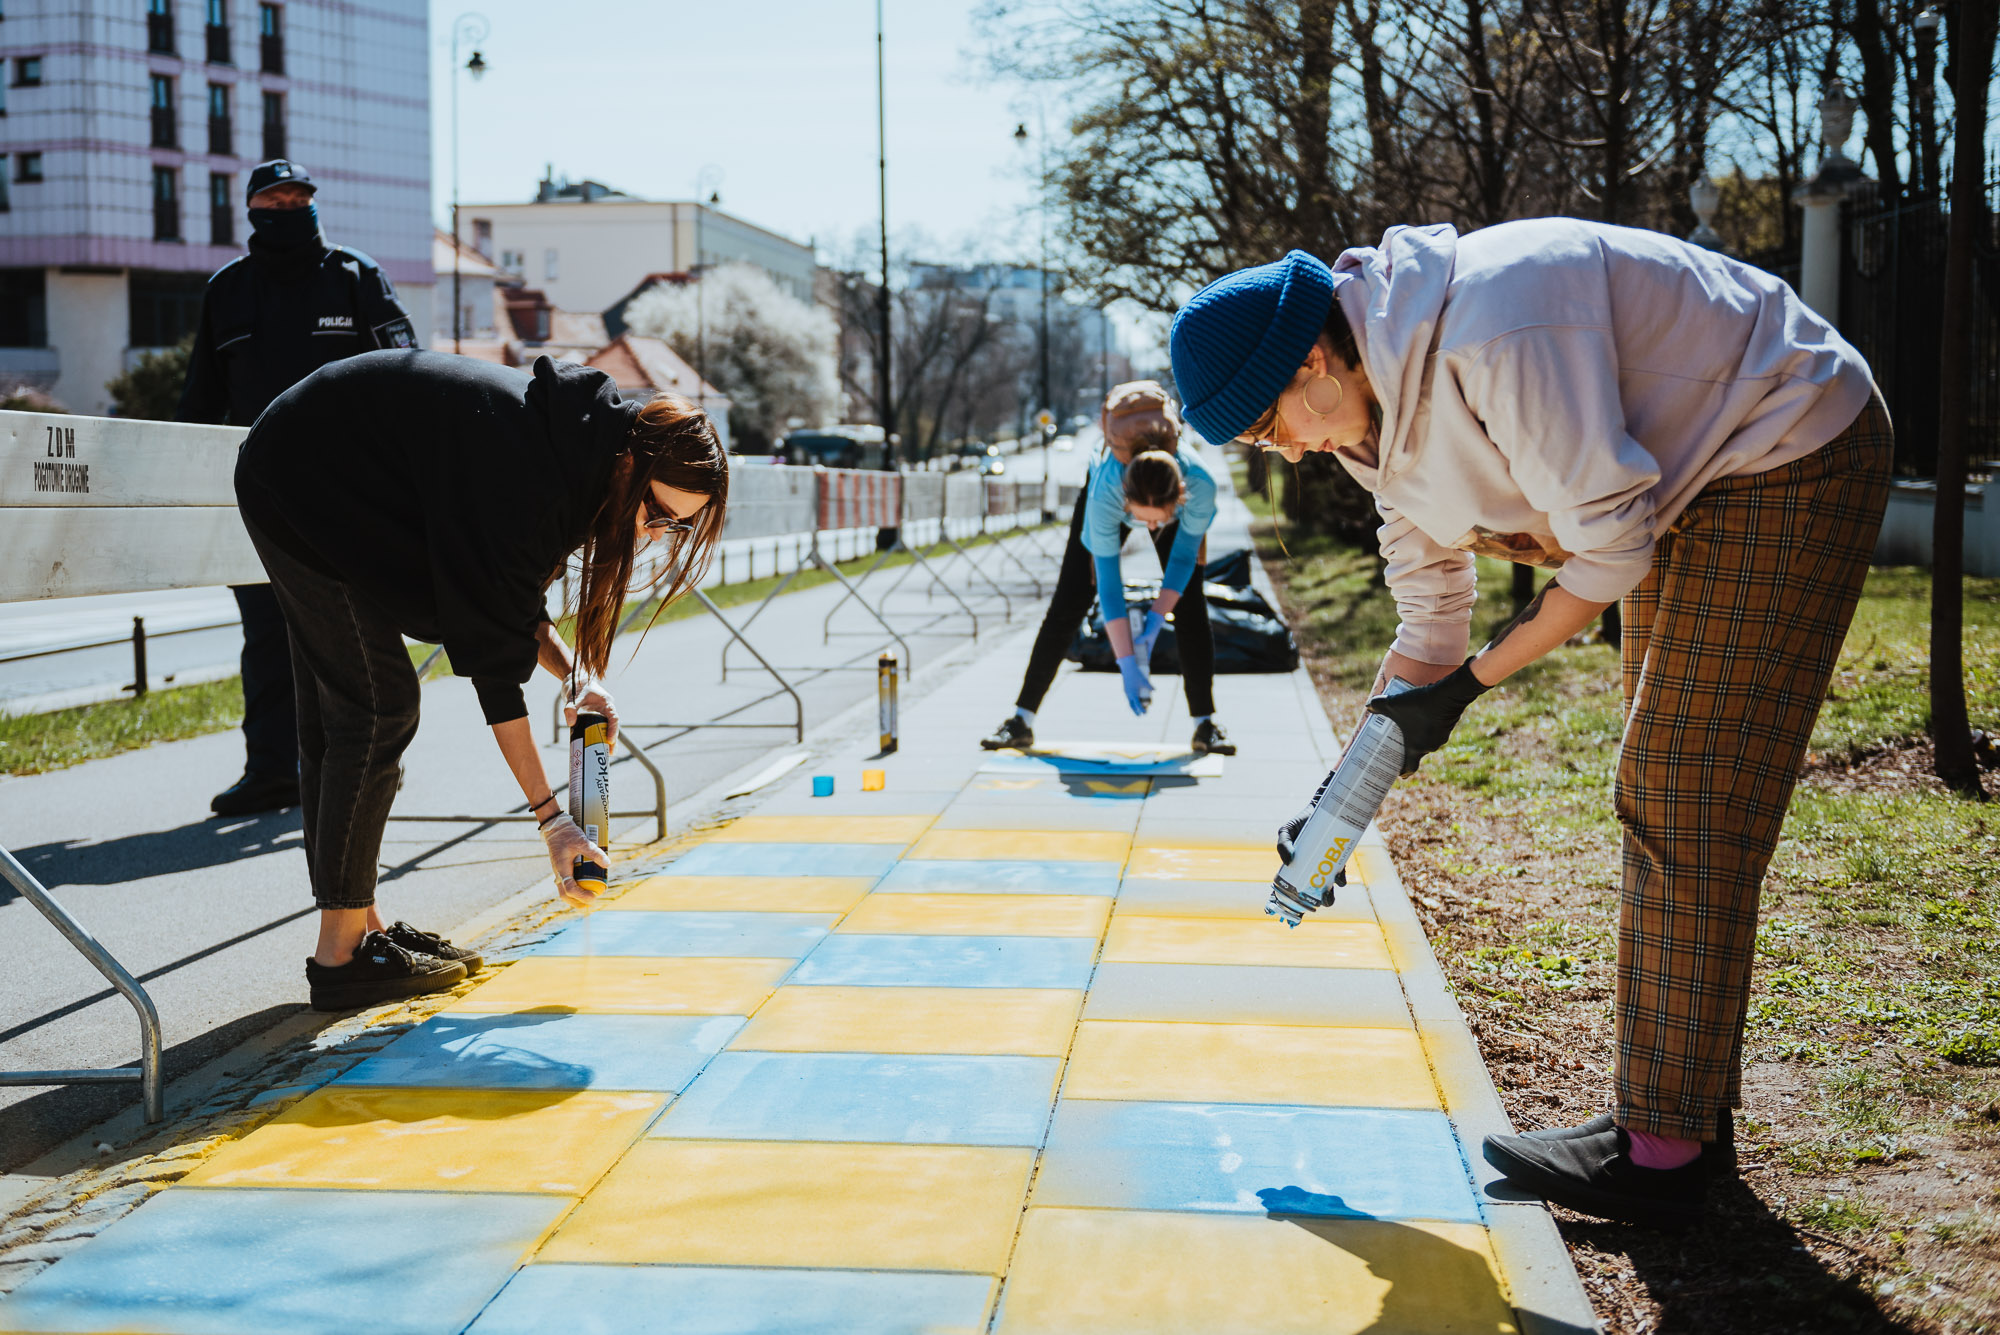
[179,159,419,817]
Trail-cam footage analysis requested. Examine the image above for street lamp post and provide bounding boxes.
[693,166,723,423]
[875,0,893,470]
[1914,6,1941,199]
[1014,117,1052,445]
[450,13,489,355]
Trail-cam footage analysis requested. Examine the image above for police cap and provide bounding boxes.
[245,159,316,206]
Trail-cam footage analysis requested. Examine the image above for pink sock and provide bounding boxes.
[1625,1128,1702,1170]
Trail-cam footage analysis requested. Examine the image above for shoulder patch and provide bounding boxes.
[328,245,381,271]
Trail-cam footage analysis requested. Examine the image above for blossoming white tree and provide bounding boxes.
[622,263,841,450]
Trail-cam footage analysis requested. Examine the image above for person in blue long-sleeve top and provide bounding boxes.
[979,380,1235,756]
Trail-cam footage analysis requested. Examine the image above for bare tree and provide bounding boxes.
[1929,0,1995,796]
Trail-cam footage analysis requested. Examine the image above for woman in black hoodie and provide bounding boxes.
[235,349,728,1010]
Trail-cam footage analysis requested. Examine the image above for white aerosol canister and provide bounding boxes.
[878,653,899,754]
[1267,677,1415,927]
[568,712,612,895]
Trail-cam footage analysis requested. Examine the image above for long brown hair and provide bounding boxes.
[569,394,728,683]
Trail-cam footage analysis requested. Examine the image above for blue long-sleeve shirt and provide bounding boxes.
[1082,440,1217,625]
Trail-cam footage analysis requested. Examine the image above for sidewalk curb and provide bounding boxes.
[1256,546,1603,1335]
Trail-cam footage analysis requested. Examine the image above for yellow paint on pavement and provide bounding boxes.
[182,1088,663,1194]
[996,1209,1518,1335]
[1101,916,1393,970]
[1061,1022,1438,1108]
[449,957,792,1016]
[540,1140,1036,1273]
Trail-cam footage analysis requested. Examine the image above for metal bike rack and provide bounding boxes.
[0,843,164,1124]
[820,525,982,643]
[388,729,669,844]
[719,525,913,680]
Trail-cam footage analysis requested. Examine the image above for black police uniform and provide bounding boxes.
[178,160,418,811]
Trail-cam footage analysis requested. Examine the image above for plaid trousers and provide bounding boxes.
[1613,390,1893,1140]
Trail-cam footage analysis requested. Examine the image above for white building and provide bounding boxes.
[460,173,815,315]
[0,0,432,414]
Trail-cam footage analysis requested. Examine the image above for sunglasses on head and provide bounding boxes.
[642,495,699,534]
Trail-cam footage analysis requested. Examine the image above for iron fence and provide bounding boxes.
[1839,165,2000,475]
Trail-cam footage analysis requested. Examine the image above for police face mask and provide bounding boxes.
[247,201,323,252]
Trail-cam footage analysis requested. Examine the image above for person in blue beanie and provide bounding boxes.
[1168,222,1889,1227]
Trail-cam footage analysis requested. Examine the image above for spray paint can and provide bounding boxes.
[1267,677,1415,927]
[568,712,612,895]
[877,653,899,754]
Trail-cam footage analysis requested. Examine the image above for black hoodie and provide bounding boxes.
[234,350,636,724]
[178,211,418,430]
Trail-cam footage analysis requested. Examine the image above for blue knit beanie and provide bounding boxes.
[1169,250,1336,445]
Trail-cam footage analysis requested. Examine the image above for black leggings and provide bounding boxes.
[243,518,420,912]
[1014,482,1215,717]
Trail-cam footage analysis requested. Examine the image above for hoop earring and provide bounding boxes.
[1303,374,1344,418]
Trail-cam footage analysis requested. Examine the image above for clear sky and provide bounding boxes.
[426,0,1042,266]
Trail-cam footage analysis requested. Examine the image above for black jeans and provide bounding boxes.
[229,583,300,780]
[1014,482,1216,717]
[242,519,420,911]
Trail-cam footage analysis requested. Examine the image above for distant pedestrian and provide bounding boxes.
[1170,220,1887,1226]
[235,350,727,1010]
[179,159,419,817]
[979,380,1237,756]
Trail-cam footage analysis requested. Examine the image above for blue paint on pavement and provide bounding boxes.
[337,1012,745,1092]
[653,1051,1061,1146]
[790,934,1096,989]
[0,1188,566,1335]
[530,911,836,959]
[1031,1101,1482,1224]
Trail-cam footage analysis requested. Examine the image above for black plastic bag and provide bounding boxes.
[1069,572,1299,674]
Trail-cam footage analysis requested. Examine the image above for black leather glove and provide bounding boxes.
[1367,658,1491,776]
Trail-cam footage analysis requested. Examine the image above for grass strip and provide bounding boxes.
[1,524,1054,775]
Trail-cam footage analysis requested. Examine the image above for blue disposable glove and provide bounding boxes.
[1134,609,1167,666]
[1116,654,1154,716]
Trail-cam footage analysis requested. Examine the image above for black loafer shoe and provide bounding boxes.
[1191,719,1236,755]
[211,771,300,816]
[382,921,484,974]
[1519,1107,1737,1177]
[305,931,468,1012]
[1483,1123,1706,1226]
[981,715,1034,751]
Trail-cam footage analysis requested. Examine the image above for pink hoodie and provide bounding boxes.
[1330,219,1874,664]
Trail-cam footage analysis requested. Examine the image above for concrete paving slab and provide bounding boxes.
[0,459,1594,1332]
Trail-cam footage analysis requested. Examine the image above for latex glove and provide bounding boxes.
[1134,609,1167,666]
[1277,769,1344,887]
[539,812,610,907]
[1115,654,1154,716]
[564,678,619,751]
[1366,658,1491,775]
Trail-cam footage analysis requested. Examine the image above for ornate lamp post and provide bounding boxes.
[450,13,488,355]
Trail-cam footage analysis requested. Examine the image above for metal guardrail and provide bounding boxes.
[0,844,164,1122]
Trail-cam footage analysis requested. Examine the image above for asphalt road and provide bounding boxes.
[0,523,1079,1170]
